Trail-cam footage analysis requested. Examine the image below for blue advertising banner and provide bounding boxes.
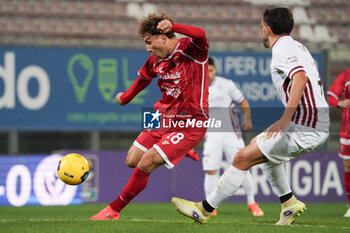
[0,47,324,130]
[0,47,159,130]
[0,154,82,206]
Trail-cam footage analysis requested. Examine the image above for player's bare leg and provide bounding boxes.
[237,141,307,224]
[125,144,146,168]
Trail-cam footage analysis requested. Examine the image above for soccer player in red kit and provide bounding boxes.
[327,69,350,217]
[90,13,209,220]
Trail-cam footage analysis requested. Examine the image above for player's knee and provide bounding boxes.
[125,156,137,168]
[125,150,137,168]
[344,160,350,172]
[137,156,154,172]
[137,150,164,172]
[232,150,246,168]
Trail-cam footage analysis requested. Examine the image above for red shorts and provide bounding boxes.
[339,137,350,159]
[134,128,206,169]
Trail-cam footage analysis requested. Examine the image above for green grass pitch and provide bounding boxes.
[0,203,349,233]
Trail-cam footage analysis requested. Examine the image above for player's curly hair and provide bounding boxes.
[138,12,176,39]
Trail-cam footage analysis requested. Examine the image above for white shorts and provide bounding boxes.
[256,123,329,164]
[202,132,245,171]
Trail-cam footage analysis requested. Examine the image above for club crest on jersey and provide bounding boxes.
[143,110,161,129]
[157,67,164,74]
[286,56,298,64]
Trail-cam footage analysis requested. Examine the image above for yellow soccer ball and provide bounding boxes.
[57,153,89,185]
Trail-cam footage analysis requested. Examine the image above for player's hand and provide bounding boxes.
[265,117,290,139]
[115,92,125,105]
[241,120,252,131]
[338,99,350,108]
[157,19,172,34]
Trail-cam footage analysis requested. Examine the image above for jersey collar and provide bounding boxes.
[162,41,181,62]
[271,34,290,49]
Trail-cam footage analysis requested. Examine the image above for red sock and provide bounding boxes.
[109,166,150,213]
[345,172,350,205]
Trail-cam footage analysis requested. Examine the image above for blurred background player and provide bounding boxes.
[172,6,329,225]
[91,12,210,220]
[201,57,263,217]
[327,69,350,217]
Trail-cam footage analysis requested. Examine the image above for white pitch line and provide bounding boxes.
[130,219,350,230]
[1,218,350,231]
[0,219,89,222]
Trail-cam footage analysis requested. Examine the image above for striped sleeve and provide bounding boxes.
[288,66,305,79]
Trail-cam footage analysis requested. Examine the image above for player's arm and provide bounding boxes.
[337,99,350,108]
[329,94,350,108]
[239,99,252,131]
[157,20,208,49]
[327,72,350,108]
[228,80,252,130]
[115,77,152,105]
[266,71,307,138]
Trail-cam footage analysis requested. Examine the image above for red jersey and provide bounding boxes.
[327,69,350,139]
[137,24,209,120]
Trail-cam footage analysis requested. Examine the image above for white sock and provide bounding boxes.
[241,171,255,205]
[260,162,291,196]
[207,165,247,208]
[204,172,220,198]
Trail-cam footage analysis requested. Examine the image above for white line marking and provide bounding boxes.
[1,218,349,230]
